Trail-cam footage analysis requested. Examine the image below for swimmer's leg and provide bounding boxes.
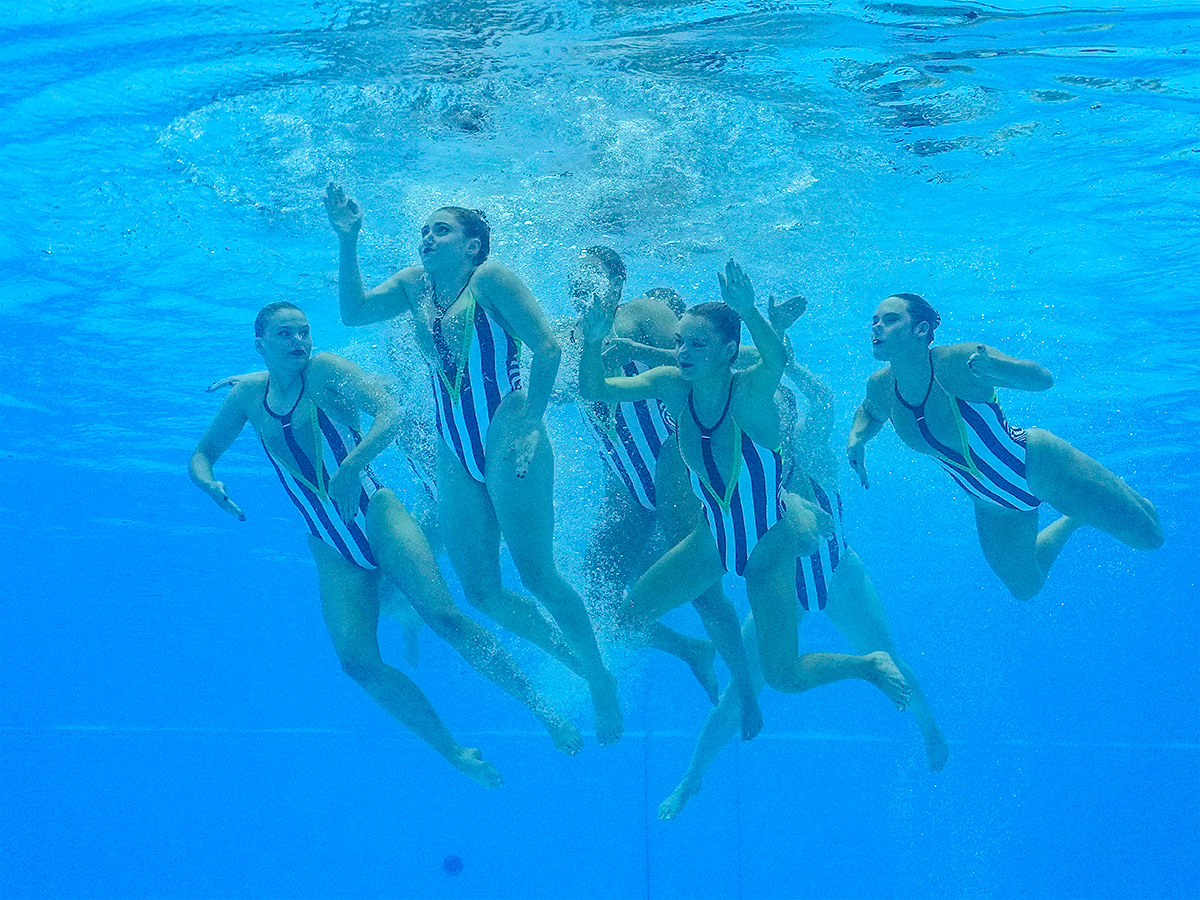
[659,616,765,821]
[973,504,1050,601]
[366,492,582,756]
[485,406,622,746]
[743,542,910,710]
[656,443,758,723]
[309,537,501,786]
[587,483,717,701]
[1026,428,1163,551]
[823,550,947,771]
[438,443,587,678]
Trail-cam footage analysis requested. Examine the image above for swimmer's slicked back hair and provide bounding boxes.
[255,301,305,337]
[581,246,626,282]
[645,286,686,318]
[892,292,940,344]
[438,206,491,264]
[686,301,742,349]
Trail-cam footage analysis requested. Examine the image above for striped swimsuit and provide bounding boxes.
[430,284,523,483]
[687,383,787,576]
[894,359,1041,512]
[795,478,847,612]
[580,361,674,510]
[261,377,385,570]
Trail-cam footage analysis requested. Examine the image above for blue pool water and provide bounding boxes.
[2,1,1198,897]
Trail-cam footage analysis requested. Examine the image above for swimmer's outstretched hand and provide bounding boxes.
[717,259,756,316]
[327,464,362,523]
[768,293,808,333]
[846,442,870,489]
[324,182,363,237]
[581,292,616,343]
[204,480,246,521]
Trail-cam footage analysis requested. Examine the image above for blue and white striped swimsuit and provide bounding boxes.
[795,478,847,612]
[261,378,385,570]
[894,360,1040,512]
[687,384,787,577]
[431,285,523,483]
[581,361,674,510]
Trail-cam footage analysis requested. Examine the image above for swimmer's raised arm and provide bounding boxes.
[717,261,785,391]
[325,182,419,327]
[190,386,253,520]
[846,370,892,489]
[950,342,1054,392]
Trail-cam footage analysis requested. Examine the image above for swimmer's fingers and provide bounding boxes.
[966,344,991,377]
[208,482,246,521]
[512,430,539,478]
[327,467,362,524]
[717,259,756,314]
[324,182,362,235]
[582,298,615,343]
[207,375,239,393]
[768,293,808,332]
[846,445,870,489]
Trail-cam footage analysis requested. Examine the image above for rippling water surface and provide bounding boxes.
[2,2,1198,898]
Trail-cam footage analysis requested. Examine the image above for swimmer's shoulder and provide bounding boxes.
[863,366,894,418]
[617,295,679,346]
[226,370,268,409]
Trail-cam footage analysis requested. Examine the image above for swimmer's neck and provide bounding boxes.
[426,260,477,309]
[889,344,936,395]
[264,361,307,398]
[688,368,734,410]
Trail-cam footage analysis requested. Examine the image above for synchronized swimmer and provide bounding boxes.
[188,185,1163,799]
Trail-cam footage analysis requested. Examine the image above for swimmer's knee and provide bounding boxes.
[1136,500,1164,550]
[420,606,466,639]
[337,648,385,684]
[1004,578,1042,602]
[760,658,797,694]
[515,560,562,601]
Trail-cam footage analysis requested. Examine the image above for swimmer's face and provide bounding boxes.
[676,313,736,381]
[420,211,480,271]
[871,297,925,359]
[568,255,620,315]
[256,308,312,369]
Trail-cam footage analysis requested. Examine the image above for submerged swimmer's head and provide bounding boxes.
[430,206,491,265]
[872,293,939,359]
[677,301,741,378]
[254,301,311,368]
[254,301,304,337]
[891,293,940,344]
[569,246,625,313]
[644,286,687,318]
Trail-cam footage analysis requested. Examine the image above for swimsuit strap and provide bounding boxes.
[263,370,307,426]
[688,377,735,439]
[893,351,935,413]
[431,275,482,403]
[689,378,740,508]
[262,371,325,496]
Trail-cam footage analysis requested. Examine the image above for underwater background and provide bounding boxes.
[2,1,1198,897]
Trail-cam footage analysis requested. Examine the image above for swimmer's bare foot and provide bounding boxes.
[591,671,623,746]
[682,638,720,705]
[542,712,584,756]
[450,746,503,788]
[736,678,763,741]
[865,651,910,710]
[658,776,701,821]
[924,729,949,772]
